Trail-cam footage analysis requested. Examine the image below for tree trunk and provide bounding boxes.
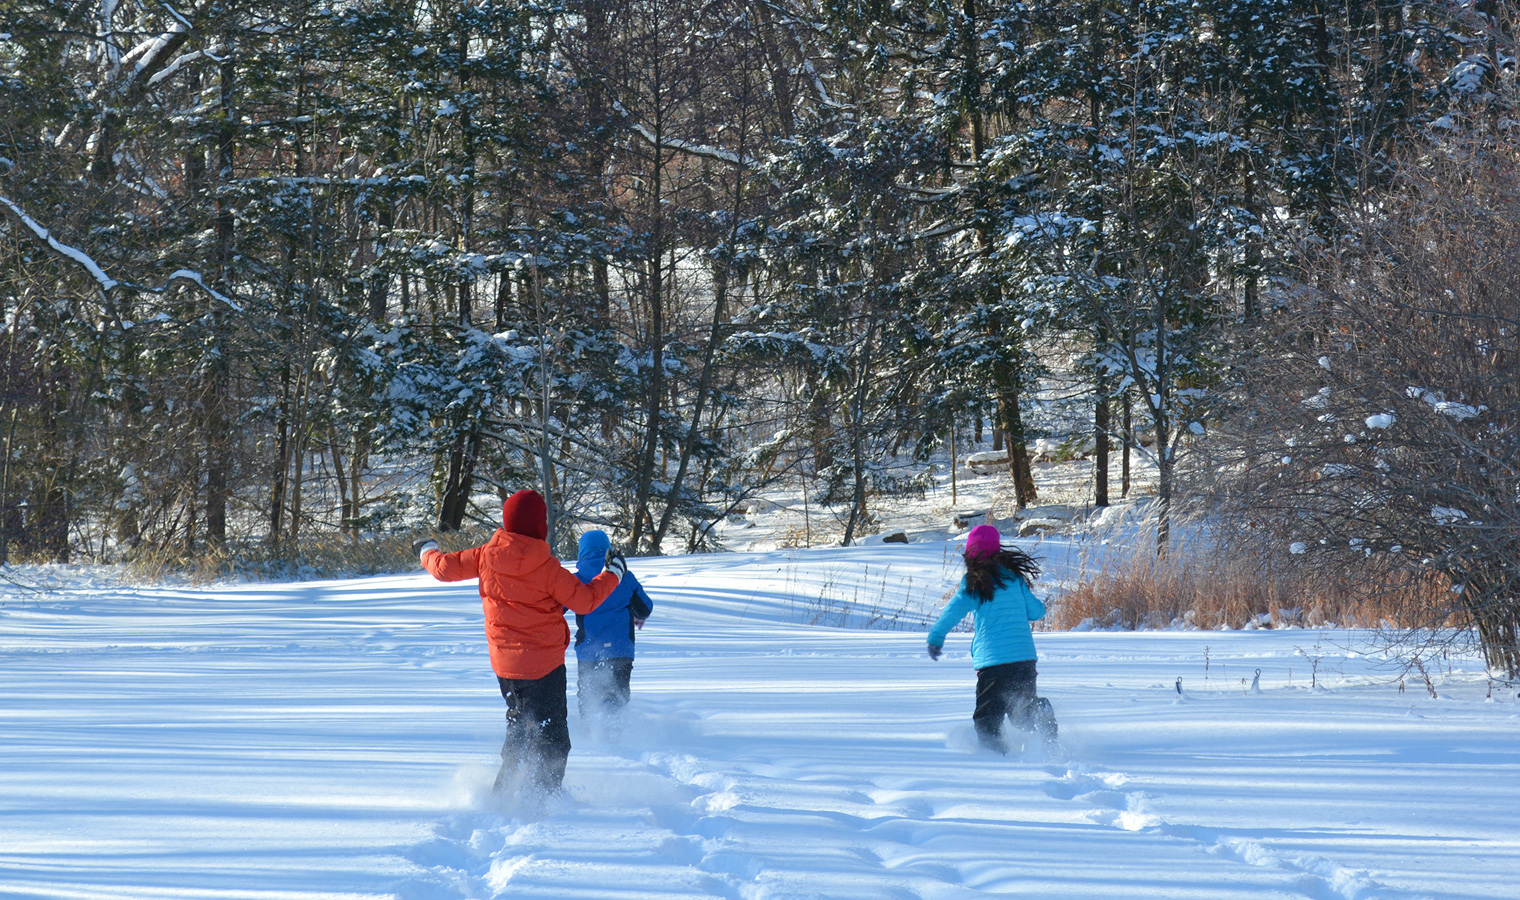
[630,205,667,550]
[1,407,16,565]
[1121,392,1132,498]
[995,366,1038,508]
[495,272,512,332]
[1094,386,1110,507]
[1007,403,1038,508]
[37,465,70,563]
[330,425,352,535]
[1242,159,1261,322]
[1474,599,1520,679]
[1466,570,1520,679]
[437,426,480,532]
[369,201,394,323]
[268,364,292,551]
[287,443,306,546]
[650,260,729,550]
[583,0,613,325]
[204,49,237,550]
[841,318,880,547]
[1155,449,1171,555]
[1088,4,1111,509]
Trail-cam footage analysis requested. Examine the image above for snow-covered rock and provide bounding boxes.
[964,450,1011,473]
[951,509,990,529]
[1015,504,1076,522]
[733,497,780,514]
[1018,518,1063,537]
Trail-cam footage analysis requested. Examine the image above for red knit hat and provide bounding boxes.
[501,489,548,539]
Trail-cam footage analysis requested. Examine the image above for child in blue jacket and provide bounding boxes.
[572,530,654,720]
[928,524,1057,754]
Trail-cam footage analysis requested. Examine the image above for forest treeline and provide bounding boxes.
[3,2,1519,670]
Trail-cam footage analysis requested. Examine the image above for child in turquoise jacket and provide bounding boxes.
[928,524,1057,754]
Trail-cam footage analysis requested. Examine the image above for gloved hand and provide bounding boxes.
[633,617,646,631]
[412,538,439,558]
[927,643,942,661]
[604,549,627,582]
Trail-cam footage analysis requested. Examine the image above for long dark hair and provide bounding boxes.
[964,547,1041,603]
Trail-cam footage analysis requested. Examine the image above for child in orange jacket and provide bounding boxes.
[415,489,625,794]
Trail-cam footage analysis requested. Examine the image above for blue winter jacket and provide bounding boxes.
[927,571,1046,668]
[572,530,653,662]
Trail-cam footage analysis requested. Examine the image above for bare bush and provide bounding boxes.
[1200,129,1520,676]
[123,526,496,584]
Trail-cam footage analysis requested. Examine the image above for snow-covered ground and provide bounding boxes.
[711,449,1152,552]
[3,538,1517,900]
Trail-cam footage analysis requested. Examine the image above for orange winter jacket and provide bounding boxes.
[422,529,618,680]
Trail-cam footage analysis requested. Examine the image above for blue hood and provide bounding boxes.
[570,528,652,662]
[576,530,612,582]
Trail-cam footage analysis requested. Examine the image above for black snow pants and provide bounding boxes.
[576,657,634,721]
[973,659,1055,754]
[496,664,571,793]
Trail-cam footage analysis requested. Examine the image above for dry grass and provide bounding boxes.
[1050,538,1461,632]
[776,522,848,549]
[123,526,497,584]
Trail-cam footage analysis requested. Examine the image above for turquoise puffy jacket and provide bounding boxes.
[927,574,1046,668]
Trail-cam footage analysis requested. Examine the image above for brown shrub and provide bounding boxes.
[1049,538,1464,632]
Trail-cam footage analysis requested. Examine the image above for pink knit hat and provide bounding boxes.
[964,524,1003,559]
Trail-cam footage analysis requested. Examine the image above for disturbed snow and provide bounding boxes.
[2,540,1518,900]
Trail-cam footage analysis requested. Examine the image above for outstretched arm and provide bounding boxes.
[554,564,620,615]
[1023,581,1047,621]
[420,544,481,582]
[927,589,976,652]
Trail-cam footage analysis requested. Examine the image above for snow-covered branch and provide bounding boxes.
[613,101,765,169]
[0,195,119,293]
[55,4,203,163]
[163,270,242,312]
[0,194,242,311]
[913,219,974,241]
[1407,0,1519,53]
[897,181,964,201]
[766,1,847,112]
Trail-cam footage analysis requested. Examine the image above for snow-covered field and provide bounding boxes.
[709,450,1138,553]
[3,538,1517,900]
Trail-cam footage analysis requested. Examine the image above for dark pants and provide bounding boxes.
[973,659,1043,754]
[577,657,633,720]
[496,664,571,792]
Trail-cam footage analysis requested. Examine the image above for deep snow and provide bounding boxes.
[2,539,1518,900]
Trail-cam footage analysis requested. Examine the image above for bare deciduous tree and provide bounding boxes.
[1209,137,1520,676]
